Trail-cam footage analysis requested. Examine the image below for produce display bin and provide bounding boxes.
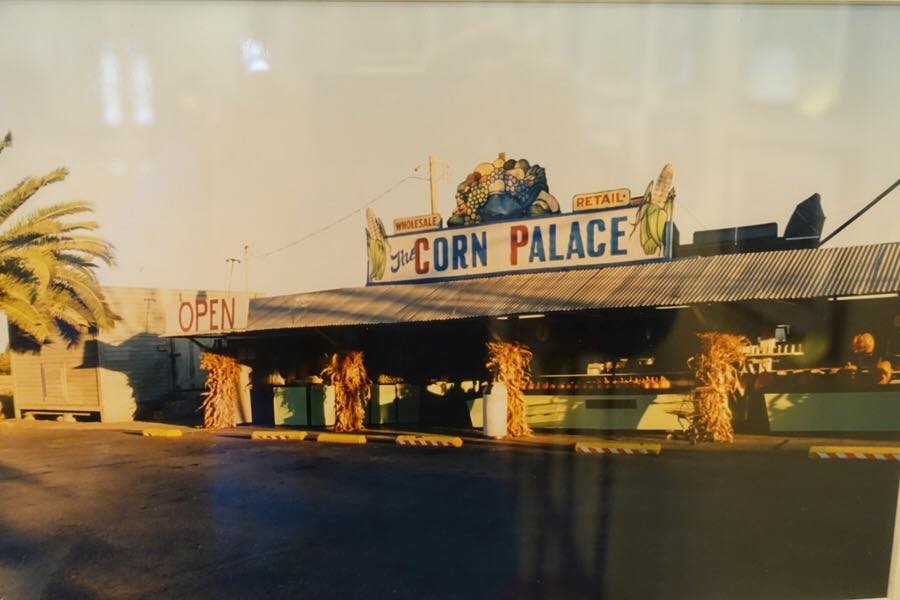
[273,386,308,426]
[368,384,421,425]
[309,385,335,427]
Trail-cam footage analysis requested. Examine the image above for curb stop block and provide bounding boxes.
[251,431,309,441]
[141,429,183,438]
[317,432,367,445]
[575,441,661,456]
[396,435,463,448]
[809,445,900,460]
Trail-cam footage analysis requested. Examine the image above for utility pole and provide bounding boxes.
[226,257,241,294]
[428,155,439,215]
[242,245,249,295]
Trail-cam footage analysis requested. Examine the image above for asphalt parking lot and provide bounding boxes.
[1,422,898,600]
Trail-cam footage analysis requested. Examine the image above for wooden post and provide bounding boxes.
[243,245,249,295]
[428,155,439,215]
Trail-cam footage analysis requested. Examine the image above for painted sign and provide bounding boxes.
[165,294,250,335]
[367,203,674,284]
[366,162,677,285]
[447,153,560,227]
[573,188,631,212]
[393,213,442,234]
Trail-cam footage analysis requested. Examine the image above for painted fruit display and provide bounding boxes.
[448,153,559,226]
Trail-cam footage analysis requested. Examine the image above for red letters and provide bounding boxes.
[178,301,193,332]
[177,297,239,332]
[222,297,235,330]
[209,299,219,331]
[510,225,529,265]
[414,238,430,274]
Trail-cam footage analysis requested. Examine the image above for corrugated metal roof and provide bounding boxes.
[245,242,900,332]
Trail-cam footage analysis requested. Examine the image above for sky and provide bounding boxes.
[0,1,898,306]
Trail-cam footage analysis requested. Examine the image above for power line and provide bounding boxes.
[819,176,900,247]
[255,174,428,259]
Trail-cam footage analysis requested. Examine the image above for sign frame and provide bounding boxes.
[366,202,674,286]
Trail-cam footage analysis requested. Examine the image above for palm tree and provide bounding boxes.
[0,131,117,344]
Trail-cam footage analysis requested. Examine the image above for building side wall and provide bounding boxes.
[10,338,100,415]
[10,287,225,421]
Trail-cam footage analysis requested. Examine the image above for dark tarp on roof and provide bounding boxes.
[244,242,900,333]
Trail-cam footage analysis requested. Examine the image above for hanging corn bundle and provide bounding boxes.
[199,351,241,429]
[686,332,749,443]
[321,351,371,432]
[486,341,534,438]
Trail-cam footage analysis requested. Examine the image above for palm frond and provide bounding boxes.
[0,168,69,228]
[0,294,51,342]
[0,272,37,301]
[0,135,117,344]
[51,266,118,328]
[35,286,95,330]
[0,201,95,241]
[52,238,116,266]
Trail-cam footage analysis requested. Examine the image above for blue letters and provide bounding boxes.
[529,227,546,262]
[566,222,585,259]
[452,235,468,269]
[610,216,627,255]
[548,224,564,260]
[434,238,449,271]
[586,219,606,257]
[471,232,487,267]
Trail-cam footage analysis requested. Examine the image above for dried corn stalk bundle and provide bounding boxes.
[486,341,534,438]
[199,352,241,429]
[321,351,371,432]
[686,332,749,443]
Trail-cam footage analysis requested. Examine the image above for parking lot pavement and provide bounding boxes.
[1,421,898,600]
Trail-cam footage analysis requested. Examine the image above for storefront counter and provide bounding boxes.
[468,392,688,431]
[273,384,419,427]
[764,388,900,432]
[525,393,688,430]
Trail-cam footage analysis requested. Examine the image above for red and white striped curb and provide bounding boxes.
[251,431,308,441]
[577,446,649,455]
[809,446,900,460]
[396,435,463,448]
[575,442,661,455]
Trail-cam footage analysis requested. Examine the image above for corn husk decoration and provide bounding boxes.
[199,352,241,429]
[486,341,534,438]
[321,351,371,432]
[686,332,749,443]
[632,163,675,256]
[366,208,390,281]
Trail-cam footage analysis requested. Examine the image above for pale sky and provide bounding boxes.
[1,1,898,303]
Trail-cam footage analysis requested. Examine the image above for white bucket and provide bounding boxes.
[483,382,508,438]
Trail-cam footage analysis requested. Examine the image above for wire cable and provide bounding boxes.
[255,174,428,259]
[819,176,900,247]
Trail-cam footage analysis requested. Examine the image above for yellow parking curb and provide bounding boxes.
[396,435,463,448]
[809,445,900,460]
[317,432,367,445]
[575,441,661,455]
[251,431,309,441]
[141,428,183,438]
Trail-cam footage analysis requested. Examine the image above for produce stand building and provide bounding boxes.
[168,157,899,435]
[217,241,900,434]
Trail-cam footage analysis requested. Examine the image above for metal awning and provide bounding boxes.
[244,242,900,333]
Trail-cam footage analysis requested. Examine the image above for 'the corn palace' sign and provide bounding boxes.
[365,160,677,285]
